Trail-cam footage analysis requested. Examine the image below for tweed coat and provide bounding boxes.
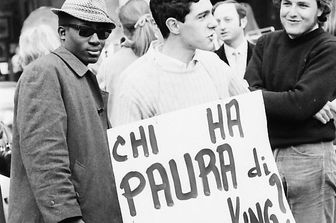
[9,47,122,223]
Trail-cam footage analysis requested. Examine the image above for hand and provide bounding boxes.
[314,101,336,124]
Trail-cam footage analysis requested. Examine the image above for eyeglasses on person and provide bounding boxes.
[64,24,112,40]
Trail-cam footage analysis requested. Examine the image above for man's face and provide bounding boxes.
[178,0,217,51]
[213,3,245,45]
[280,0,322,39]
[61,18,110,65]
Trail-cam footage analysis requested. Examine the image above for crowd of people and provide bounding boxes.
[0,0,336,222]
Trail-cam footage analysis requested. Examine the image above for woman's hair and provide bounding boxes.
[323,0,336,35]
[118,0,159,56]
[19,24,60,67]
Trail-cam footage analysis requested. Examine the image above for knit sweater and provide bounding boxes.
[245,28,336,148]
[97,46,138,121]
[112,41,249,126]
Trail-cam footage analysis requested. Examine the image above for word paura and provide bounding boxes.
[112,99,245,216]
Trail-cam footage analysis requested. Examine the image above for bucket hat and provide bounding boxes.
[51,0,115,27]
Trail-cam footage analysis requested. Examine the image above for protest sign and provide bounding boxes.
[107,91,295,223]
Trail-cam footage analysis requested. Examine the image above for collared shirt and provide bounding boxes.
[224,40,248,79]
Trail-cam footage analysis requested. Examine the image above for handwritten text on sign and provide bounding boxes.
[107,91,295,223]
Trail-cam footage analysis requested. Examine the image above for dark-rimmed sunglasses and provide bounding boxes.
[64,24,112,40]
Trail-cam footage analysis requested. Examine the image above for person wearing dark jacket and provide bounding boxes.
[244,0,336,222]
[8,0,122,222]
[213,0,254,79]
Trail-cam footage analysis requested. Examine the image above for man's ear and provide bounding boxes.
[317,7,323,18]
[240,17,247,29]
[165,17,180,35]
[58,26,66,41]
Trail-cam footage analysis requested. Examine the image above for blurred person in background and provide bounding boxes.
[0,121,11,223]
[213,0,254,79]
[244,0,336,222]
[240,2,259,33]
[97,0,161,121]
[19,24,61,68]
[8,0,122,222]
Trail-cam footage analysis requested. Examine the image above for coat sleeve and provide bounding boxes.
[15,63,82,222]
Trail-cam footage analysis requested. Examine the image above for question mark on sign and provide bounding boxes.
[269,173,286,213]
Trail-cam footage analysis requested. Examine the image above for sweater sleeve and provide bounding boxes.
[244,35,266,91]
[111,70,154,126]
[16,63,82,222]
[262,40,336,121]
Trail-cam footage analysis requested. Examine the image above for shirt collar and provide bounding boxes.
[52,47,89,77]
[224,39,248,55]
[149,41,199,72]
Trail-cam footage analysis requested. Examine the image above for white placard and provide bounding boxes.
[108,91,295,223]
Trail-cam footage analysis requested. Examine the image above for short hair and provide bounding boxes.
[150,0,200,39]
[273,0,332,24]
[212,0,247,19]
[19,24,61,67]
[119,0,158,56]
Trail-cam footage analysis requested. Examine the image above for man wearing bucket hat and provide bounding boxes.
[245,0,336,222]
[8,0,122,222]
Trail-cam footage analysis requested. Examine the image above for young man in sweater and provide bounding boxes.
[111,0,249,126]
[244,0,336,222]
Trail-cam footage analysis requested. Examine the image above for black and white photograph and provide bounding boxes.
[1,0,336,222]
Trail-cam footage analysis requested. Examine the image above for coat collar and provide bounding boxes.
[52,47,89,77]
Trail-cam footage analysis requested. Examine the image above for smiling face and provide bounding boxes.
[213,3,246,45]
[280,0,322,39]
[60,17,108,65]
[178,0,218,51]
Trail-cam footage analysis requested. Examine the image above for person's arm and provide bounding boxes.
[244,35,267,91]
[246,38,336,122]
[0,150,10,177]
[16,64,82,222]
[261,41,336,121]
[111,74,147,126]
[0,122,11,177]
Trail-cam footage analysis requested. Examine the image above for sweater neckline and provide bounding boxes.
[149,41,200,73]
[284,27,324,44]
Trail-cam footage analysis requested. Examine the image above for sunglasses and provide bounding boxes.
[65,24,112,40]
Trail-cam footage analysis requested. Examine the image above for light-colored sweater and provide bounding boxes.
[112,42,248,126]
[97,46,138,121]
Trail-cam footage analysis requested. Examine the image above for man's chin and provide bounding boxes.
[87,57,100,64]
[198,43,215,51]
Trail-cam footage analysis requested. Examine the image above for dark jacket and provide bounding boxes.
[215,41,254,67]
[9,47,122,223]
